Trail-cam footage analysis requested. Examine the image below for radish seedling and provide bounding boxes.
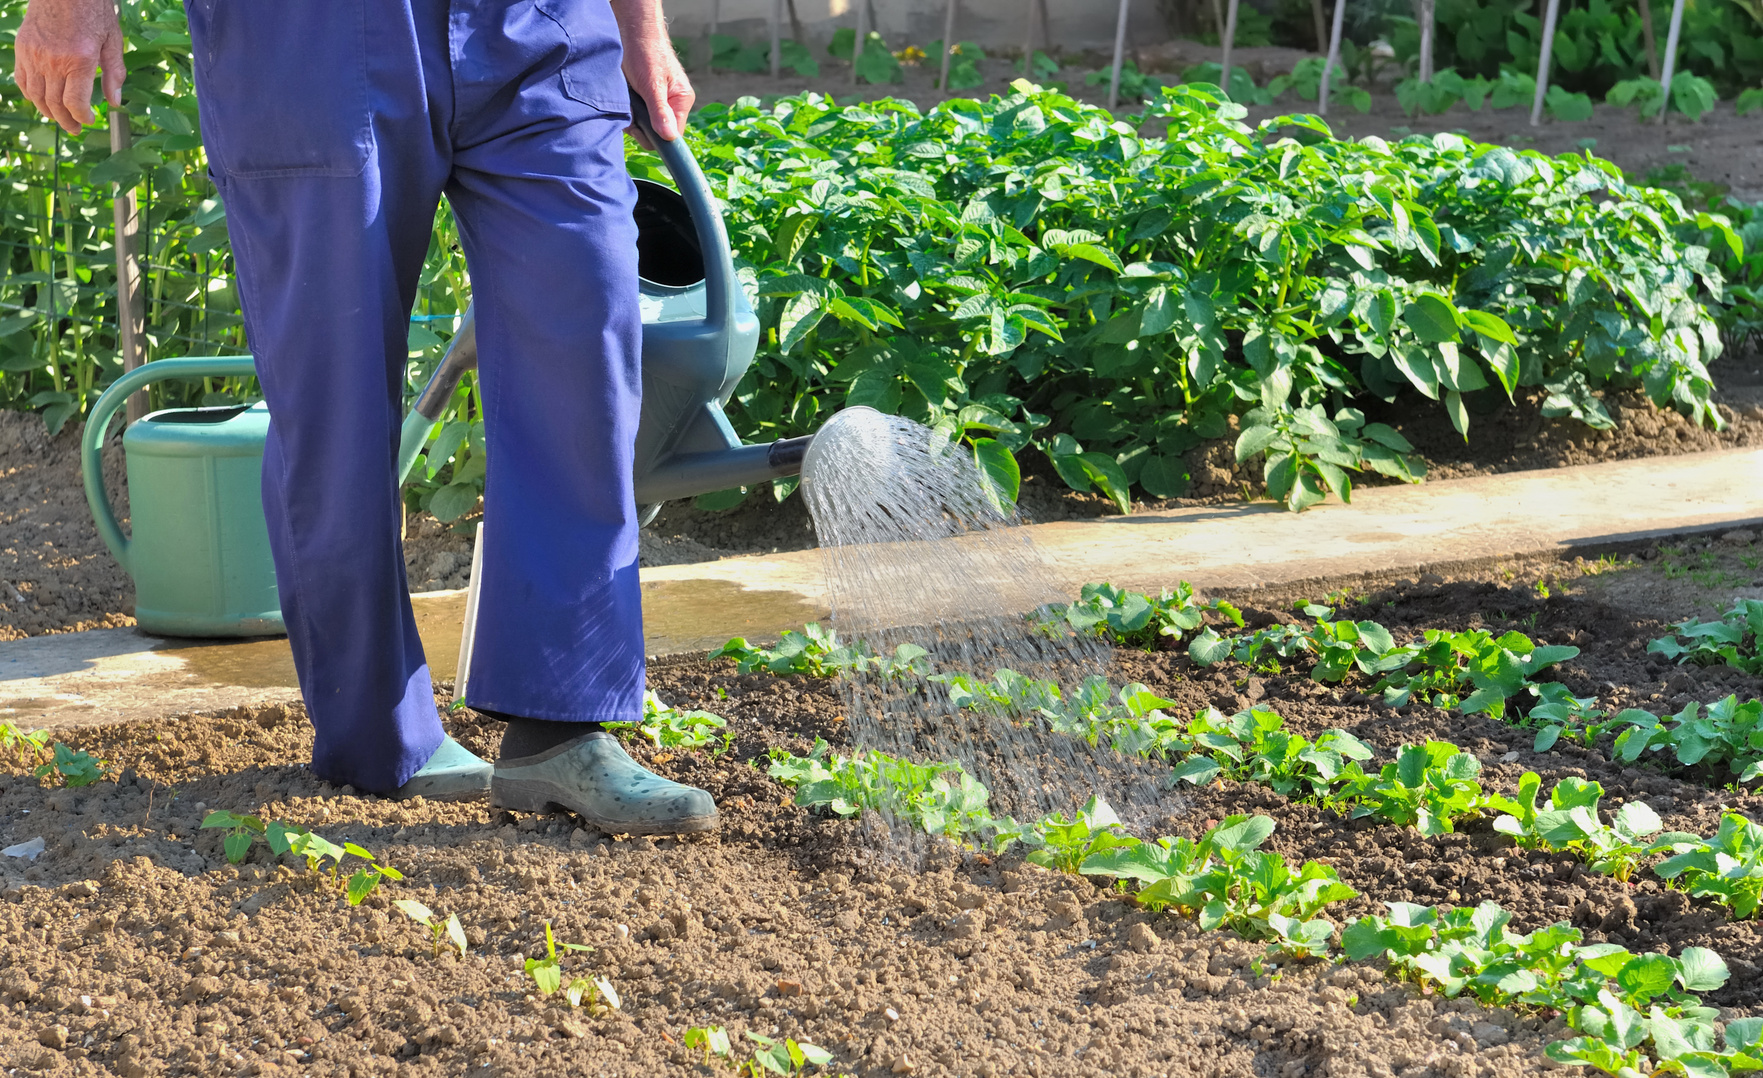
[1652,813,1763,919]
[606,691,730,751]
[525,922,617,1012]
[392,899,468,958]
[1649,600,1763,675]
[1023,795,1135,873]
[1613,695,1763,784]
[1039,581,1242,649]
[1493,775,1664,881]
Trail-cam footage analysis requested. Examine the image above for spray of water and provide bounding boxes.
[801,407,1177,837]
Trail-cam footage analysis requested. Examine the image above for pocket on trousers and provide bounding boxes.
[187,0,372,178]
[533,0,631,115]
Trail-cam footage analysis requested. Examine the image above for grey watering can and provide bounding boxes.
[395,90,815,519]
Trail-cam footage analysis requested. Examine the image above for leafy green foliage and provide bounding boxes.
[1036,580,1242,649]
[1268,57,1372,113]
[605,691,729,751]
[685,1025,836,1076]
[31,741,108,788]
[714,624,928,679]
[928,41,986,92]
[767,739,995,839]
[0,723,49,767]
[650,85,1733,511]
[199,811,402,905]
[1653,813,1763,920]
[1649,600,1763,675]
[1174,706,1375,799]
[1494,774,1663,881]
[1392,0,1763,100]
[1335,741,1508,835]
[523,921,619,1012]
[1022,795,1136,873]
[1189,610,1579,720]
[392,899,468,959]
[1613,695,1763,784]
[1344,897,1733,1074]
[1090,813,1355,957]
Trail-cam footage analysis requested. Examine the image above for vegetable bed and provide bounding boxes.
[2,549,1763,1077]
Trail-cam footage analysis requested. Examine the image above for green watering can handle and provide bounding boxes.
[81,355,259,574]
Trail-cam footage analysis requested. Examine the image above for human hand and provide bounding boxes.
[610,0,693,148]
[13,0,125,135]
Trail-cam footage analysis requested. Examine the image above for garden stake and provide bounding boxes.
[1108,0,1130,109]
[1417,0,1435,81]
[1021,0,1036,81]
[770,0,782,79]
[938,0,957,91]
[1318,0,1346,116]
[1220,0,1239,98]
[1657,0,1687,123]
[1309,0,1328,52]
[851,0,870,84]
[108,109,146,427]
[1638,0,1660,77]
[1529,0,1562,124]
[701,0,719,73]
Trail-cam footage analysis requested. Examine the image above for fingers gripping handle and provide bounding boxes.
[625,84,735,341]
[81,356,259,572]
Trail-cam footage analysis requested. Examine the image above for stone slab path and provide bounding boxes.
[5,447,1759,731]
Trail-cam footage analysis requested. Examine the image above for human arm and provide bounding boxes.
[609,0,692,147]
[13,0,125,135]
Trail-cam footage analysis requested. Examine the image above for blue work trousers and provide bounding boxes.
[185,0,647,792]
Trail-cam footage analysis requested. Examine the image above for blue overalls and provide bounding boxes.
[183,0,646,792]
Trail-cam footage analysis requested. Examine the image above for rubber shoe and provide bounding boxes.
[491,731,718,835]
[391,736,492,801]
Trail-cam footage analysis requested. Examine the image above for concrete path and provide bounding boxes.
[5,446,1759,731]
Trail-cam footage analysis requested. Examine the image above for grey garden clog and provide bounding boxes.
[392,735,492,801]
[491,731,718,835]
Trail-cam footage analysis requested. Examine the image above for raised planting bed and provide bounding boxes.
[3,544,1763,1076]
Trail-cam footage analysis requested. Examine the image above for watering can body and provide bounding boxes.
[81,356,284,637]
[396,90,813,514]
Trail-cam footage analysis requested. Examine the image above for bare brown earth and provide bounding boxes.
[4,554,1763,1075]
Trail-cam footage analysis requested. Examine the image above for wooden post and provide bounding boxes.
[851,0,870,83]
[786,0,804,49]
[109,109,146,426]
[938,0,958,91]
[1638,0,1660,77]
[1529,0,1561,125]
[1310,0,1328,51]
[702,0,720,74]
[1656,0,1685,123]
[1417,0,1435,82]
[1108,0,1131,109]
[1318,0,1346,116]
[770,0,782,78]
[1220,0,1240,96]
[1022,0,1037,78]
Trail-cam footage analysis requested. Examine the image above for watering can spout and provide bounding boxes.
[396,86,827,515]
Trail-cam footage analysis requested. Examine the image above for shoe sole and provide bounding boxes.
[490,776,719,835]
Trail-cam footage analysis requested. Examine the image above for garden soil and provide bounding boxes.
[5,557,1763,1075]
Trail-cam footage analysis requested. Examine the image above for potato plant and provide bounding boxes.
[639,84,1737,511]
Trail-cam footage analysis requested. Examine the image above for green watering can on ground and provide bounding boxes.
[80,355,282,637]
[81,90,819,639]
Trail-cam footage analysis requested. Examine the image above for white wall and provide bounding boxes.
[668,0,1171,53]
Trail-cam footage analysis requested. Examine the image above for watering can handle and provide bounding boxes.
[81,356,259,573]
[626,86,736,341]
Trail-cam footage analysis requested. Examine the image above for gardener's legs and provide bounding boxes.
[184,0,454,792]
[442,2,646,731]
